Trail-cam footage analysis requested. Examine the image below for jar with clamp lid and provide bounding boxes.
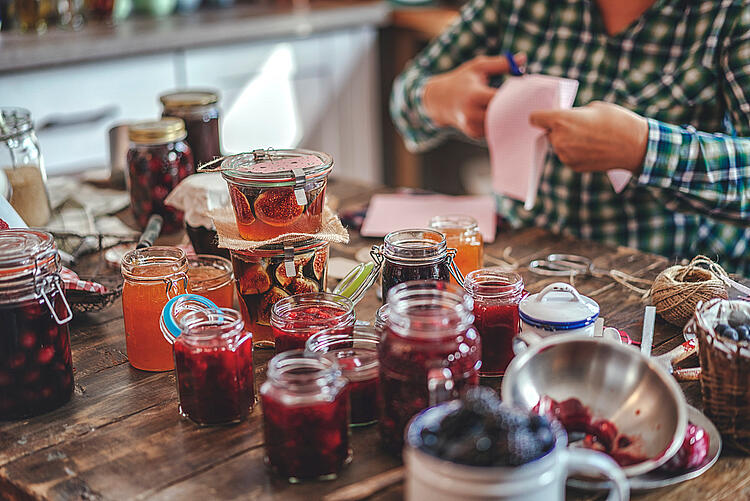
[0,229,74,419]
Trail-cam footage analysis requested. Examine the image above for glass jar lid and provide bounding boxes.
[519,282,599,330]
[128,118,187,144]
[0,107,34,142]
[160,90,219,108]
[220,148,333,186]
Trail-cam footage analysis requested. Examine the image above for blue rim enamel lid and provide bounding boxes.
[519,282,599,330]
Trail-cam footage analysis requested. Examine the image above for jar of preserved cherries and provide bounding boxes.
[379,280,481,454]
[261,350,351,482]
[187,254,234,308]
[121,246,188,371]
[127,118,194,234]
[0,229,74,419]
[464,269,523,377]
[160,90,221,167]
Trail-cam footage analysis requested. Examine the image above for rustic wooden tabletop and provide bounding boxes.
[1,179,747,501]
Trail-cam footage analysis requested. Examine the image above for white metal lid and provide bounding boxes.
[519,282,599,329]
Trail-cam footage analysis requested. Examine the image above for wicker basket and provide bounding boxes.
[67,275,124,314]
[689,298,750,454]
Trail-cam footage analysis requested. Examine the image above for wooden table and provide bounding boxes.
[1,180,748,500]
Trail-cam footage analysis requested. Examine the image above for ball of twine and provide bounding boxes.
[650,256,729,327]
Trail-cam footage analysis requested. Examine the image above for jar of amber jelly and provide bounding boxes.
[121,246,188,371]
[261,350,351,482]
[160,90,222,167]
[0,229,74,420]
[429,215,484,285]
[187,254,234,308]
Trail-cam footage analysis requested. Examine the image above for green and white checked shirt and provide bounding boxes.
[391,0,750,275]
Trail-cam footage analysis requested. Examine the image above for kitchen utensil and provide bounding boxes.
[528,254,596,277]
[137,214,163,249]
[501,334,688,477]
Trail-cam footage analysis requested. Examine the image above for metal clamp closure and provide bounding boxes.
[446,248,465,287]
[283,245,296,278]
[291,167,307,206]
[39,275,73,325]
[163,271,188,300]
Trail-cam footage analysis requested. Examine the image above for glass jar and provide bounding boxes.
[429,215,484,285]
[271,292,355,354]
[230,239,329,348]
[127,118,194,234]
[219,149,332,241]
[121,246,188,371]
[374,229,460,301]
[464,269,523,377]
[16,0,54,32]
[378,280,481,454]
[161,298,254,426]
[374,303,389,332]
[0,229,74,419]
[261,350,351,482]
[306,325,380,427]
[0,108,51,227]
[160,90,221,167]
[187,254,234,308]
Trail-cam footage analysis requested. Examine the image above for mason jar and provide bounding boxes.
[429,215,484,285]
[186,254,234,308]
[160,90,221,166]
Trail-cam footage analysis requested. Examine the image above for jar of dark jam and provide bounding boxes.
[0,229,74,420]
[160,90,221,167]
[378,280,481,454]
[127,118,194,234]
[261,350,351,482]
[374,229,460,301]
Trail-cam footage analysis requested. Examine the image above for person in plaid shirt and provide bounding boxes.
[391,0,750,275]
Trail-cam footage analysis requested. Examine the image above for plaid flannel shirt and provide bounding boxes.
[391,0,750,275]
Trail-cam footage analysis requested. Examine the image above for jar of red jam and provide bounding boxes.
[306,325,380,427]
[161,296,254,426]
[160,90,221,167]
[379,280,481,454]
[187,254,234,309]
[230,239,329,348]
[261,350,351,482]
[464,269,523,377]
[127,118,195,234]
[219,148,332,241]
[0,229,74,420]
[271,292,355,354]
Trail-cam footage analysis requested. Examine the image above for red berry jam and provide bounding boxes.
[271,293,355,354]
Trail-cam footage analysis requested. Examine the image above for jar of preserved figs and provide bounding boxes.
[306,325,380,427]
[160,90,221,167]
[261,350,351,482]
[161,295,254,426]
[271,292,355,354]
[230,239,329,348]
[127,118,194,234]
[379,280,481,454]
[464,269,523,377]
[429,215,484,284]
[0,229,74,420]
[219,148,332,241]
[187,254,234,308]
[121,246,188,371]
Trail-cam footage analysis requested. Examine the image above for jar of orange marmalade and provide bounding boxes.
[121,246,188,371]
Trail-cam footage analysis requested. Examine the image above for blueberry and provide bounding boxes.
[737,325,750,341]
[715,323,730,335]
[722,327,739,342]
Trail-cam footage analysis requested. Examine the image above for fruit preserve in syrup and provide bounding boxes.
[271,293,355,354]
[187,254,234,308]
[261,350,351,482]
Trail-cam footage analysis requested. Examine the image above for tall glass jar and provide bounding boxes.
[187,254,234,308]
[378,280,481,454]
[0,108,52,227]
[160,90,221,167]
[16,0,54,33]
[464,269,523,377]
[0,229,74,419]
[127,118,194,234]
[121,246,188,371]
[429,215,484,285]
[261,350,351,482]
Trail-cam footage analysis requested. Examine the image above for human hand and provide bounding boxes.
[529,101,649,174]
[422,53,526,139]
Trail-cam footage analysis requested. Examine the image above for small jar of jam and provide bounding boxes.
[429,215,484,285]
[160,90,221,167]
[306,325,380,427]
[464,269,523,377]
[121,246,188,371]
[187,254,234,308]
[0,229,74,420]
[127,118,195,234]
[271,292,355,354]
[379,280,481,454]
[261,350,351,482]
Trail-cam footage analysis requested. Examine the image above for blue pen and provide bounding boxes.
[505,51,524,76]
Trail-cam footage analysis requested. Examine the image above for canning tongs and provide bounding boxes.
[528,254,595,277]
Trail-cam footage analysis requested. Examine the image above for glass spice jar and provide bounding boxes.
[121,246,188,371]
[306,325,380,427]
[464,269,523,377]
[160,90,222,167]
[127,118,194,234]
[0,229,74,420]
[429,215,484,285]
[187,254,234,308]
[379,280,481,454]
[271,292,355,354]
[261,350,351,482]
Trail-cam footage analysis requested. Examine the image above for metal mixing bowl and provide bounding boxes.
[501,334,687,477]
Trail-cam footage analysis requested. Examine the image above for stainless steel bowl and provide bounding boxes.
[501,334,687,477]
